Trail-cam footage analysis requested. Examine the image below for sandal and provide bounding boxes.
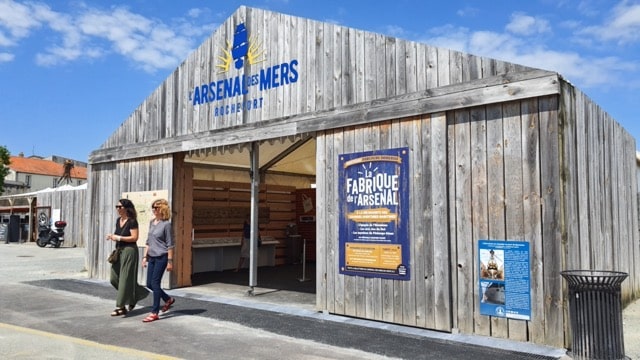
[110,308,127,316]
[142,313,159,323]
[161,297,175,312]
[128,304,136,312]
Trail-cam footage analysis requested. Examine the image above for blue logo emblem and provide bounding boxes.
[217,23,265,73]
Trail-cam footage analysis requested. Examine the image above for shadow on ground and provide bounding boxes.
[191,263,316,294]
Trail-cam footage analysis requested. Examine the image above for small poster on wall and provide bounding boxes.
[478,240,531,320]
[338,147,410,280]
[122,190,169,247]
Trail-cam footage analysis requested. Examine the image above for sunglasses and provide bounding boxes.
[115,205,123,209]
[151,206,159,210]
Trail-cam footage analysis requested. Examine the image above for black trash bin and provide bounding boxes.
[561,270,628,360]
[7,215,20,243]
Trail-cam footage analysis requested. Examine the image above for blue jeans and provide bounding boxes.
[146,254,171,314]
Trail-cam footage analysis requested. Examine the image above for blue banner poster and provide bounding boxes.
[478,240,531,320]
[338,147,410,280]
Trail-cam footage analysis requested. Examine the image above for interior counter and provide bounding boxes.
[192,236,278,273]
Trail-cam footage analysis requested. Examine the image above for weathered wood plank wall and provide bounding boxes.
[560,83,640,302]
[172,155,192,287]
[522,98,545,345]
[36,187,86,248]
[91,6,539,164]
[87,156,174,283]
[84,5,640,350]
[318,91,639,348]
[317,114,454,333]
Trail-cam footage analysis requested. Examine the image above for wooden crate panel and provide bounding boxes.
[269,212,297,221]
[191,180,297,264]
[193,200,228,207]
[266,193,296,202]
[265,184,296,193]
[268,202,297,212]
[193,206,270,225]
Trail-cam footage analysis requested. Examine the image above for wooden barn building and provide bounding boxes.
[86,6,640,349]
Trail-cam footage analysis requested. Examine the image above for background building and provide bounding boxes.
[3,153,87,195]
[0,153,87,245]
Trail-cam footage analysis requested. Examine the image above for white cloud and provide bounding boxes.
[0,51,13,62]
[0,30,13,46]
[32,4,88,66]
[0,0,42,39]
[575,0,606,17]
[384,25,407,38]
[580,0,640,44]
[75,6,212,72]
[502,49,635,88]
[469,31,522,56]
[422,24,471,53]
[506,12,550,35]
[0,1,214,72]
[456,6,479,18]
[77,7,198,72]
[422,18,636,90]
[0,0,45,59]
[187,8,204,18]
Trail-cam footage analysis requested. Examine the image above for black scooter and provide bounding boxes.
[37,219,67,248]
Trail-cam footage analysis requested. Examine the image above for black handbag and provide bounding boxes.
[107,249,120,264]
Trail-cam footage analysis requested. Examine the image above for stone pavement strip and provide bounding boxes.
[5,242,636,359]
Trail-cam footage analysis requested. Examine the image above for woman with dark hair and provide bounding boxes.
[106,198,149,316]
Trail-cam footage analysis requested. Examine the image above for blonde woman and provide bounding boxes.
[141,199,176,322]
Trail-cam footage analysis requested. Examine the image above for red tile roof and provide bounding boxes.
[9,156,87,179]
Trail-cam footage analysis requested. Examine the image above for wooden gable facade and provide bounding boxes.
[86,6,640,348]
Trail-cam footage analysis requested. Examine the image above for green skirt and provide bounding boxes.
[110,246,149,308]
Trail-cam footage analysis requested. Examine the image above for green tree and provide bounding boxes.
[0,145,11,195]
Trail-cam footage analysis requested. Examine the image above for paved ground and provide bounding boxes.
[3,242,632,359]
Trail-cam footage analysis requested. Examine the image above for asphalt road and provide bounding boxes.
[0,243,568,359]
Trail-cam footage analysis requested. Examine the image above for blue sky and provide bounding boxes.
[1,0,639,162]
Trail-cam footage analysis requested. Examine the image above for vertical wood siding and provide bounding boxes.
[94,6,536,158]
[317,92,639,347]
[87,156,174,284]
[36,187,86,249]
[318,113,453,333]
[172,155,193,287]
[85,5,640,350]
[560,83,640,304]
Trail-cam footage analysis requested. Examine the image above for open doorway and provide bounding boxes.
[183,135,317,308]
